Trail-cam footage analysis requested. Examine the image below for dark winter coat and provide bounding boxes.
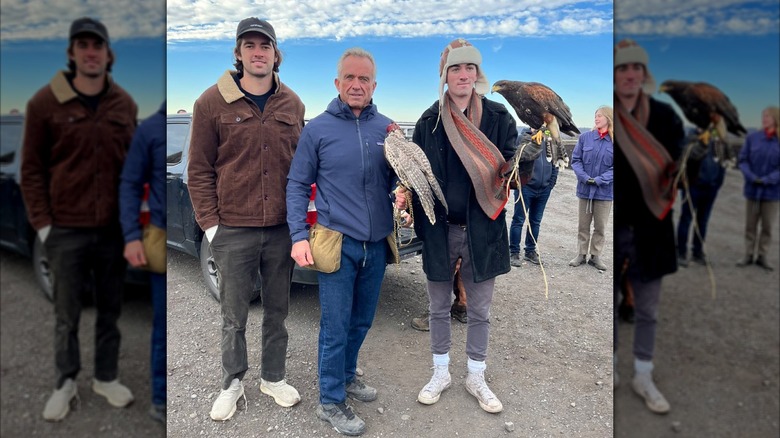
[411,98,517,283]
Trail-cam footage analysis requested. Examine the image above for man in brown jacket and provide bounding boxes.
[187,17,306,421]
[20,17,138,421]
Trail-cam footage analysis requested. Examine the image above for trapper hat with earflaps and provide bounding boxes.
[438,38,489,105]
[614,38,656,94]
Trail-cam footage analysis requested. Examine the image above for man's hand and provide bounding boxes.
[205,225,218,243]
[395,186,409,210]
[37,225,52,244]
[291,240,314,267]
[399,211,413,228]
[124,239,147,268]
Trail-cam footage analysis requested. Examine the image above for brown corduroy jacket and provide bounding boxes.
[20,71,138,230]
[187,70,305,230]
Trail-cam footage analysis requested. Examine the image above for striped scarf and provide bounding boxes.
[441,90,508,220]
[615,91,678,220]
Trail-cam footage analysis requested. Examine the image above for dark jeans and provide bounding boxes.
[45,225,126,389]
[150,272,166,405]
[209,224,294,389]
[317,235,386,405]
[510,186,552,255]
[677,186,720,257]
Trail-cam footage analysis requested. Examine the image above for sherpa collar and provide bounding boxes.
[49,70,115,104]
[216,70,280,104]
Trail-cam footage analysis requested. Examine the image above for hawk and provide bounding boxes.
[384,123,447,225]
[659,80,747,145]
[491,80,579,167]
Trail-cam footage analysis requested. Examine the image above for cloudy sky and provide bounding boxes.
[167,0,614,127]
[0,0,166,118]
[616,0,779,129]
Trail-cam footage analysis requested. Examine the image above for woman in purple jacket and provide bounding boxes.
[737,106,780,271]
[570,106,614,271]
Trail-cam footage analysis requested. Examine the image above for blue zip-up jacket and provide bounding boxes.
[287,97,394,243]
[119,101,166,243]
[525,149,559,190]
[571,129,613,201]
[738,130,780,201]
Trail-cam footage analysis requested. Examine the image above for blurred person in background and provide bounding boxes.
[20,17,138,421]
[736,106,780,271]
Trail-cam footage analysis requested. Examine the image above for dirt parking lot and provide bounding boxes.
[165,167,615,437]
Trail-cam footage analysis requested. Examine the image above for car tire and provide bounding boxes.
[32,235,54,302]
[199,238,262,303]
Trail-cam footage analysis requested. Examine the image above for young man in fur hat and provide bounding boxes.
[397,38,537,414]
[21,16,138,421]
[613,38,685,414]
[187,17,305,421]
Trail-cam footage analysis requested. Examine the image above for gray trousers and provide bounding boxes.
[744,199,779,258]
[45,225,126,389]
[577,198,612,256]
[209,224,294,389]
[428,224,495,362]
[614,225,663,361]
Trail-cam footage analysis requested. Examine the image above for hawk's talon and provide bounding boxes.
[531,130,544,145]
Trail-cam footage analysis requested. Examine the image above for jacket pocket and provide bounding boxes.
[602,147,614,167]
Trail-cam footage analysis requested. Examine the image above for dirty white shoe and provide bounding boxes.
[92,378,134,408]
[43,378,78,421]
[417,365,451,405]
[632,372,670,414]
[260,378,301,407]
[465,371,503,413]
[210,378,245,421]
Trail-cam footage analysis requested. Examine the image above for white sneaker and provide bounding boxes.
[43,378,78,421]
[210,378,246,421]
[632,372,670,414]
[92,378,134,407]
[465,371,503,413]
[260,378,301,407]
[417,365,451,405]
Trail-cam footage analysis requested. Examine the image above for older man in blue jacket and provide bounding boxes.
[287,47,395,437]
[119,101,166,422]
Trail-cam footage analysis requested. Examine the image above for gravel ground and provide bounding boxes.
[614,168,780,437]
[166,167,614,437]
[0,252,164,438]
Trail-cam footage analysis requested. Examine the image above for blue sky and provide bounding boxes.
[0,0,165,119]
[167,0,614,128]
[615,0,780,130]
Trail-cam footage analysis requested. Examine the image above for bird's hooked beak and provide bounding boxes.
[658,83,670,93]
[490,84,502,94]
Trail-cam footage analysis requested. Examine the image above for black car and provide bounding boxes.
[0,114,148,301]
[0,113,53,299]
[166,113,423,302]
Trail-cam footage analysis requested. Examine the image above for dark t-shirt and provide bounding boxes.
[234,74,276,112]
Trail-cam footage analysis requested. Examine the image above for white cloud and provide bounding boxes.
[165,0,612,44]
[616,0,779,36]
[0,0,165,41]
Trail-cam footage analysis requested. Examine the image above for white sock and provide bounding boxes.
[467,357,486,374]
[634,358,654,374]
[433,353,450,367]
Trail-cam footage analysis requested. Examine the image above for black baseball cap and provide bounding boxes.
[236,17,276,43]
[69,17,110,44]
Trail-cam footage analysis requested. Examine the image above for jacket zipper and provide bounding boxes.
[355,118,374,239]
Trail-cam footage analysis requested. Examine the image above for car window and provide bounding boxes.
[0,122,23,165]
[167,121,189,164]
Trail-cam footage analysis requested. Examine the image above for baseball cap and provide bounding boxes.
[69,17,110,44]
[236,17,276,43]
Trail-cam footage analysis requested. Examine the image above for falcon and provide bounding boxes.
[384,123,447,225]
[659,80,747,145]
[491,80,579,167]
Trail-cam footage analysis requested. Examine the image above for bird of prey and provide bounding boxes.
[659,80,747,145]
[491,80,579,168]
[384,123,447,225]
